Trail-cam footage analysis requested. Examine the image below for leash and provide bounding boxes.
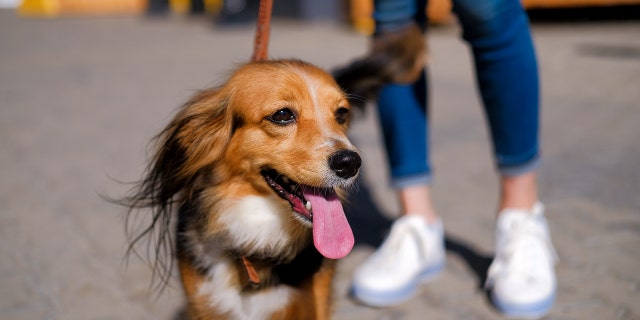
[242,0,273,287]
[251,0,273,62]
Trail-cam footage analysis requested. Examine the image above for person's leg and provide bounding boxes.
[500,171,538,212]
[351,0,446,307]
[352,65,445,308]
[376,72,439,223]
[451,0,541,212]
[398,184,438,223]
[452,1,556,317]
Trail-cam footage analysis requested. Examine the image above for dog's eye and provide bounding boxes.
[267,108,296,125]
[335,107,350,124]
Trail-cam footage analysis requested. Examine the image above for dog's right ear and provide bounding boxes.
[114,87,235,292]
[143,88,234,207]
[115,88,233,292]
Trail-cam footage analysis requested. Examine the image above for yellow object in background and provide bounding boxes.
[168,0,221,15]
[19,0,60,16]
[349,0,374,35]
[204,0,221,14]
[348,0,453,34]
[169,0,188,14]
[18,0,146,17]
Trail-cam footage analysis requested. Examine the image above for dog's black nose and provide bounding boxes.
[329,150,362,179]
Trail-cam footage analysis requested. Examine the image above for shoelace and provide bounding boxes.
[486,216,558,288]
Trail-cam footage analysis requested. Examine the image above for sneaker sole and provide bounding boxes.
[491,290,556,319]
[351,261,445,307]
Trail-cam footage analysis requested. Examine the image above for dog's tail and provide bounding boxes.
[333,22,426,109]
[333,54,392,109]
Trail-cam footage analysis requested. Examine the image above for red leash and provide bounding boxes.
[242,0,274,287]
[251,0,273,62]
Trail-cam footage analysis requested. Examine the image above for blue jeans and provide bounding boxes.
[377,0,540,188]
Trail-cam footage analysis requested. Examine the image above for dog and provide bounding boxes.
[122,59,361,320]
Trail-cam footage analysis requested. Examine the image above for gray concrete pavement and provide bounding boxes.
[1,10,639,320]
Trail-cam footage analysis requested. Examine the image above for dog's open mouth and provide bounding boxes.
[261,169,313,222]
[261,168,355,259]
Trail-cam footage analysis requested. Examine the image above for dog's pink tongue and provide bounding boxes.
[303,189,354,259]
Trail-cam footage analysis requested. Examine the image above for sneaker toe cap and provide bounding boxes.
[352,268,415,292]
[492,275,556,307]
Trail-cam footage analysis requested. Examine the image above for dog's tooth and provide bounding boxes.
[305,201,312,211]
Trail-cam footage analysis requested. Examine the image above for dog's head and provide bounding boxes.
[127,60,360,271]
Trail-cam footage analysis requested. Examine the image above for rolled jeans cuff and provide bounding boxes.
[391,172,432,190]
[498,154,540,177]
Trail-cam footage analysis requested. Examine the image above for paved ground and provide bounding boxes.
[1,9,639,320]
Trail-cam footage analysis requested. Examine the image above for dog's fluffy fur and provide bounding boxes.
[122,60,361,320]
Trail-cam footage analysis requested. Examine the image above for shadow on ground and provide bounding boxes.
[345,177,494,291]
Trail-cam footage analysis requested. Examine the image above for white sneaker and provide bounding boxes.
[351,215,445,307]
[486,202,558,319]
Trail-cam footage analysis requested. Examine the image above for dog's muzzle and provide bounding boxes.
[328,150,361,179]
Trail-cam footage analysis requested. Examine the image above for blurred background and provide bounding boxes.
[6,0,640,28]
[1,0,639,319]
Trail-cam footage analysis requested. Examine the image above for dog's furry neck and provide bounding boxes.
[176,203,324,290]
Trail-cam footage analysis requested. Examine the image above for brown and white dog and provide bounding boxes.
[123,60,361,320]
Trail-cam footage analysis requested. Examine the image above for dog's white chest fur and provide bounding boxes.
[217,195,304,257]
[198,260,293,320]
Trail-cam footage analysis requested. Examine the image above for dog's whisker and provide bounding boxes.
[346,93,367,103]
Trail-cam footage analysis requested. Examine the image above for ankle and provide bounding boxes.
[398,185,439,224]
[403,212,440,226]
[499,172,538,213]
